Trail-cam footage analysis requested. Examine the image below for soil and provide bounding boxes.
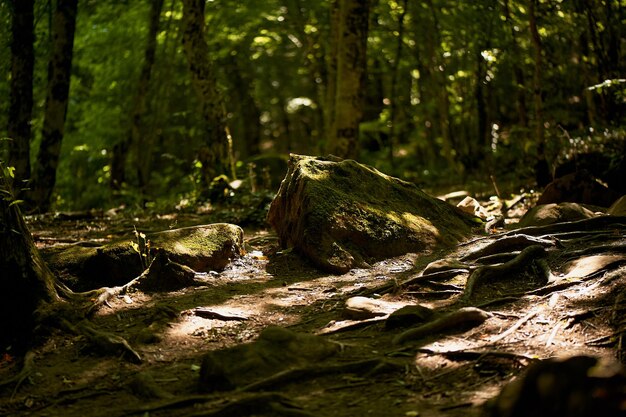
[1,204,626,417]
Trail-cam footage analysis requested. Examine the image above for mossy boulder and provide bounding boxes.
[43,223,244,291]
[267,155,478,273]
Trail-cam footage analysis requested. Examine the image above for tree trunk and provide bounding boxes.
[501,0,528,128]
[0,164,59,351]
[324,0,340,152]
[423,0,456,172]
[181,0,233,193]
[326,0,370,159]
[29,0,78,212]
[7,0,35,201]
[225,53,261,159]
[528,0,549,186]
[387,0,408,169]
[110,0,164,193]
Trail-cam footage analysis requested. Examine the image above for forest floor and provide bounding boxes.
[1,195,626,417]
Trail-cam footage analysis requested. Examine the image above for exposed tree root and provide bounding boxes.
[393,307,491,345]
[500,216,626,238]
[239,358,397,392]
[0,351,35,397]
[463,245,550,301]
[60,319,142,363]
[129,392,314,417]
[399,268,469,289]
[461,234,555,261]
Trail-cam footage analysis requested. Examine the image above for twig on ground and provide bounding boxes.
[490,309,538,344]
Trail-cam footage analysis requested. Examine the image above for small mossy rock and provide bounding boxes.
[43,223,244,291]
[267,155,478,273]
[517,202,598,228]
[198,326,340,392]
[537,170,620,207]
[150,223,244,271]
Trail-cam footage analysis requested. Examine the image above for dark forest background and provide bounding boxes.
[1,0,624,213]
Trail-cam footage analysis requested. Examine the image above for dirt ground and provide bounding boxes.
[1,207,625,417]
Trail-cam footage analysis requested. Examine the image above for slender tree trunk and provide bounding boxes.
[0,163,59,350]
[423,0,456,171]
[226,53,261,159]
[502,0,528,128]
[387,0,408,169]
[110,0,164,193]
[324,0,340,152]
[474,49,488,162]
[29,0,78,212]
[7,0,35,201]
[326,0,370,159]
[181,0,233,193]
[528,0,549,186]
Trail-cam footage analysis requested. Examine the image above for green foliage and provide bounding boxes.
[1,0,624,211]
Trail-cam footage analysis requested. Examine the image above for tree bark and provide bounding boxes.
[501,0,528,128]
[324,0,340,151]
[225,53,261,159]
[110,0,164,193]
[181,0,233,193]
[29,0,78,212]
[528,0,549,186]
[326,0,370,159]
[0,164,59,350]
[7,0,35,201]
[387,0,408,169]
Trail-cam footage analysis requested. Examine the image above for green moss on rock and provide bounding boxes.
[42,223,244,291]
[267,155,478,273]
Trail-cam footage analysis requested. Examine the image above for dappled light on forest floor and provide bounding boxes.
[1,206,625,416]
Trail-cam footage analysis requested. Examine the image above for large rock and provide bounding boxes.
[537,170,620,207]
[486,355,626,417]
[516,202,599,228]
[267,155,478,273]
[43,223,244,291]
